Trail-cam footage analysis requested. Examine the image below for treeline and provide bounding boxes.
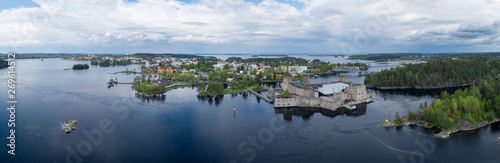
[365,58,500,88]
[240,57,309,67]
[72,64,89,69]
[91,59,131,66]
[133,53,204,59]
[344,62,369,70]
[408,77,500,129]
[0,53,88,59]
[349,52,500,61]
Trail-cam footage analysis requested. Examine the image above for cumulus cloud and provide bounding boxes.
[0,0,499,53]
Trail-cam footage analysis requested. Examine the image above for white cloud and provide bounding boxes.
[0,0,499,53]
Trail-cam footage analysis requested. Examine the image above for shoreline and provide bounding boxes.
[381,118,500,139]
[199,87,269,96]
[367,84,471,90]
[134,83,194,96]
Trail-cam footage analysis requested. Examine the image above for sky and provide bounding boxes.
[0,0,499,54]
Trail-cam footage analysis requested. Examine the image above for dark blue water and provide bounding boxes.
[1,58,500,163]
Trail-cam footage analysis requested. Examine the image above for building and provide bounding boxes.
[151,78,172,86]
[276,74,373,111]
[283,73,316,97]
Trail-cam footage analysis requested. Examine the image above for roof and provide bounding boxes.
[318,83,349,95]
[284,73,292,77]
[302,73,310,76]
[291,82,314,90]
[291,81,303,87]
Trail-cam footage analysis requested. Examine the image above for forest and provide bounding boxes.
[364,58,500,88]
[349,52,500,61]
[407,77,500,130]
[72,64,89,69]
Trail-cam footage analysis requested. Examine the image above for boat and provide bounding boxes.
[61,120,78,133]
[344,105,356,110]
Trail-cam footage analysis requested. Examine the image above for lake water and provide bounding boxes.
[1,58,500,162]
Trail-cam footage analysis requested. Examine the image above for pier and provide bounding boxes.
[116,82,133,84]
[248,89,274,103]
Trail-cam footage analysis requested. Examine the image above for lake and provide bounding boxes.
[0,58,499,162]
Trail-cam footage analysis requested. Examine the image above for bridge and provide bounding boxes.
[331,66,361,72]
[248,89,274,103]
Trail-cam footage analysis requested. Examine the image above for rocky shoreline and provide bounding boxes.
[434,119,500,139]
[366,84,471,90]
[381,119,500,139]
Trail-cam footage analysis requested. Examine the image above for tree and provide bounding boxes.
[242,74,249,81]
[395,112,403,124]
[255,73,262,85]
[283,89,290,98]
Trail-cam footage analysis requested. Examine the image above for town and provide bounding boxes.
[68,54,370,97]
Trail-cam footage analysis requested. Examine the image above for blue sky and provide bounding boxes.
[0,0,499,54]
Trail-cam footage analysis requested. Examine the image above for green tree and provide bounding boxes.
[283,89,290,98]
[395,112,403,124]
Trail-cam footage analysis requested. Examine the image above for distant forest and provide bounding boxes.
[349,52,500,61]
[364,58,500,88]
[0,53,90,59]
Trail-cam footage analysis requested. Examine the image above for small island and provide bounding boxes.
[72,64,89,70]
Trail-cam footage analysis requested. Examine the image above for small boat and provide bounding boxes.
[344,105,356,110]
[61,120,78,133]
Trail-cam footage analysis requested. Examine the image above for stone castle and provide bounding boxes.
[273,73,373,111]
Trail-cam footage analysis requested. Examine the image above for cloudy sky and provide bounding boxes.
[0,0,499,54]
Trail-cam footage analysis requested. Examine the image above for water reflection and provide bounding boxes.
[196,94,225,106]
[274,103,367,121]
[370,86,467,98]
[135,93,167,101]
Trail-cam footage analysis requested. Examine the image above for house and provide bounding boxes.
[297,66,308,73]
[259,65,271,70]
[151,78,172,86]
[157,67,171,73]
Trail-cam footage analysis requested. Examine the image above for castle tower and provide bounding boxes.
[301,73,310,85]
[283,72,292,90]
[339,75,347,83]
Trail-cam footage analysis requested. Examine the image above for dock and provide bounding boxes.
[248,89,274,103]
[115,82,133,84]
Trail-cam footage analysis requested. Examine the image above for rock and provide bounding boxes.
[61,120,78,134]
[434,131,450,139]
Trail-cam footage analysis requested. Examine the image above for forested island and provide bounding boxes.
[365,58,500,89]
[72,64,89,69]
